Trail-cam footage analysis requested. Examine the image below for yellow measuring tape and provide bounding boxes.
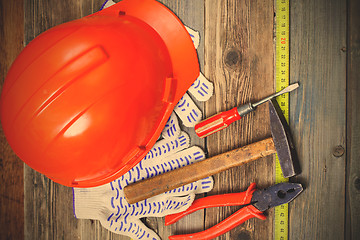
[275,0,289,239]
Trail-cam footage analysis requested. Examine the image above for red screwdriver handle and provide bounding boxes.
[195,107,241,138]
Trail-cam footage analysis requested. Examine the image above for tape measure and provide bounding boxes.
[275,0,290,239]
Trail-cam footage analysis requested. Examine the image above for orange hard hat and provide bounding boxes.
[0,0,199,187]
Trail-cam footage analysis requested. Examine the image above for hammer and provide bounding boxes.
[124,100,299,204]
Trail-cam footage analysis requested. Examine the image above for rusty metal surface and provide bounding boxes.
[269,100,300,178]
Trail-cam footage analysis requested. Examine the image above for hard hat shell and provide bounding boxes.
[0,0,199,187]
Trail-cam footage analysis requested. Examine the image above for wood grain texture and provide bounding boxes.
[13,0,355,239]
[204,0,275,239]
[289,0,347,239]
[346,0,360,238]
[0,0,24,239]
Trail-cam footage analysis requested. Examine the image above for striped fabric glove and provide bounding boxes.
[73,114,214,240]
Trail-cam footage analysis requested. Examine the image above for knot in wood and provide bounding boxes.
[224,49,241,68]
[234,230,251,240]
[354,177,360,192]
[332,145,345,158]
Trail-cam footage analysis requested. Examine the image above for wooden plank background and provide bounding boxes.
[289,0,347,239]
[346,0,360,238]
[0,0,359,239]
[0,1,24,240]
[203,1,274,239]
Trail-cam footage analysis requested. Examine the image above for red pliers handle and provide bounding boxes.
[165,183,266,240]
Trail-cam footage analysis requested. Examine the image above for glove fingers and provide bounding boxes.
[73,184,110,219]
[157,146,205,172]
[161,112,181,140]
[147,194,195,217]
[164,176,214,197]
[174,93,202,127]
[185,26,200,49]
[137,144,199,180]
[117,132,193,186]
[101,217,160,240]
[141,132,190,167]
[188,72,214,102]
[193,176,214,194]
[100,0,115,10]
[119,132,191,186]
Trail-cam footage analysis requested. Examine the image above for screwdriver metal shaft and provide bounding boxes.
[195,83,299,138]
[252,83,299,108]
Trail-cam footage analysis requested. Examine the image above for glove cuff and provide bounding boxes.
[73,185,109,219]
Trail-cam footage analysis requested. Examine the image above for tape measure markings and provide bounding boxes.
[275,0,290,240]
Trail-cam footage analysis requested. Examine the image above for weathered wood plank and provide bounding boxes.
[346,0,360,238]
[19,0,351,239]
[0,0,24,239]
[204,0,275,239]
[289,0,347,239]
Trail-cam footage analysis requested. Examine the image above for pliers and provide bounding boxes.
[165,182,303,240]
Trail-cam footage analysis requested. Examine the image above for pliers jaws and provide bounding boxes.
[252,182,303,212]
[166,182,303,240]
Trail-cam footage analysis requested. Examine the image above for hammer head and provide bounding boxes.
[269,100,300,177]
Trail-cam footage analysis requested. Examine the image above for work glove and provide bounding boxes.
[101,0,214,128]
[73,116,214,240]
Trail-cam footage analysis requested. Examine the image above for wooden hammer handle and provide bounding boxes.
[124,137,275,204]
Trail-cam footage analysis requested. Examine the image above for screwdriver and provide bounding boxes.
[194,83,299,138]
